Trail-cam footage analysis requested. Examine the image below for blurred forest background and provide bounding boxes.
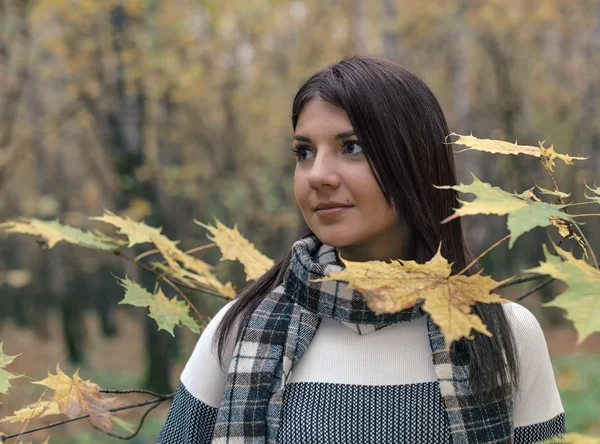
[0,0,599,442]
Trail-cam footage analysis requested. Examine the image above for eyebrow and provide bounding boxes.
[293,130,356,143]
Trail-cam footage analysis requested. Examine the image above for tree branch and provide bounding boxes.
[1,393,174,441]
[516,277,555,302]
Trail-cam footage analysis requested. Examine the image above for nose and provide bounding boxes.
[308,150,340,190]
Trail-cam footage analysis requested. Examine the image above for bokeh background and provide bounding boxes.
[0,0,599,442]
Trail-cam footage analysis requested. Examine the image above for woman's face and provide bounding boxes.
[293,98,413,262]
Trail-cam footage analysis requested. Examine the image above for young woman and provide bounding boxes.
[157,56,565,443]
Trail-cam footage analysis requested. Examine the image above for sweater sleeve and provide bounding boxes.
[503,302,566,443]
[156,300,238,444]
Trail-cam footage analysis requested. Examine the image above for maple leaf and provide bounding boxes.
[90,210,164,247]
[315,244,508,345]
[535,185,571,199]
[117,276,201,335]
[584,183,600,205]
[196,219,274,281]
[548,216,585,253]
[0,400,61,423]
[435,174,571,248]
[150,261,235,298]
[32,365,117,429]
[524,242,600,343]
[448,132,588,171]
[0,219,123,251]
[0,342,22,395]
[93,211,235,297]
[538,432,600,443]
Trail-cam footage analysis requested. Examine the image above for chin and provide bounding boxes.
[311,227,361,248]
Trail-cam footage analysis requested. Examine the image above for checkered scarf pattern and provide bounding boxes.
[211,236,513,443]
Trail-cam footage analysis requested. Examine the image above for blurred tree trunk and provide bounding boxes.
[380,0,400,60]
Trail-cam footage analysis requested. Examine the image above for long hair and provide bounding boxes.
[214,55,518,402]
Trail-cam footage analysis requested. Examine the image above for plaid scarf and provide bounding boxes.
[212,236,513,444]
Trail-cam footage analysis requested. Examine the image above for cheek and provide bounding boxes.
[293,171,307,209]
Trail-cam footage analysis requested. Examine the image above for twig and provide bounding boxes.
[1,394,174,441]
[516,277,555,302]
[115,250,231,300]
[568,213,600,218]
[457,233,511,276]
[16,388,48,443]
[135,243,216,267]
[493,273,547,291]
[560,201,598,207]
[100,388,165,397]
[133,248,160,262]
[181,243,216,255]
[162,277,208,327]
[567,216,599,270]
[89,402,161,440]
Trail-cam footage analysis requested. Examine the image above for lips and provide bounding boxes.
[314,202,353,211]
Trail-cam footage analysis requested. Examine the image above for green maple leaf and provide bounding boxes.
[525,242,600,343]
[117,277,200,335]
[0,342,22,395]
[435,174,571,248]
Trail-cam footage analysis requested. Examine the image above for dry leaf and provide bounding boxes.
[548,216,586,254]
[90,210,163,247]
[584,183,600,205]
[32,364,117,429]
[93,210,235,297]
[0,400,61,423]
[315,244,508,345]
[196,219,274,281]
[535,185,571,199]
[0,219,122,251]
[448,132,588,171]
[538,432,600,443]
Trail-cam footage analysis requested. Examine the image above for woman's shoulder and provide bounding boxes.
[500,300,545,340]
[499,301,565,430]
[179,299,239,408]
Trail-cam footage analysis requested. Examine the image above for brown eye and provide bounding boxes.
[292,145,315,161]
[343,141,363,155]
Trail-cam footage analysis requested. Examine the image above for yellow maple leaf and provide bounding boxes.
[525,242,600,343]
[584,183,600,204]
[90,210,163,247]
[32,364,117,429]
[548,216,586,254]
[538,432,600,443]
[448,132,588,171]
[93,210,235,297]
[315,244,508,345]
[196,219,274,281]
[0,400,61,423]
[0,219,123,251]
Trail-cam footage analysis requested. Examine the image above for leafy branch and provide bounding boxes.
[0,389,174,442]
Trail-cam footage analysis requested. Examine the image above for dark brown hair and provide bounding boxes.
[214,55,518,402]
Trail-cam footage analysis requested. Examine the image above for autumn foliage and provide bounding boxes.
[0,131,599,442]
